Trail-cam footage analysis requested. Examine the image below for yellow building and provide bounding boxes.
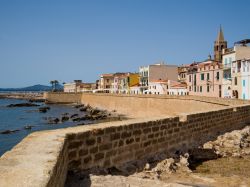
[121,73,139,93]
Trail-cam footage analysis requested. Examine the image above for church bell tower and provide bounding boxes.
[214,26,227,62]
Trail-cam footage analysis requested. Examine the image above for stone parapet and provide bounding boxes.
[1,104,250,187]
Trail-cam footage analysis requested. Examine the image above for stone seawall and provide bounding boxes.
[44,92,250,118]
[44,92,82,104]
[1,103,250,187]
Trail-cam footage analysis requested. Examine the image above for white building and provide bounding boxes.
[241,59,250,99]
[167,80,188,96]
[129,85,141,95]
[64,80,95,93]
[222,49,234,98]
[139,62,178,93]
[168,83,188,96]
[148,80,168,95]
[222,39,250,99]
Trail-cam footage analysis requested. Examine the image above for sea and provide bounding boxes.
[0,98,86,156]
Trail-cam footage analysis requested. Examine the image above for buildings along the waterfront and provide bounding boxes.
[63,27,250,100]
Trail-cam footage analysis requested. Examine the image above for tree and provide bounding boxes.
[54,80,59,91]
[50,80,59,92]
[50,80,55,91]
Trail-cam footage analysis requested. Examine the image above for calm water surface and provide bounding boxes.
[0,98,86,156]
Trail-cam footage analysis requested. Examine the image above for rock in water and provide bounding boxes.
[61,116,70,122]
[47,118,60,124]
[29,99,45,103]
[70,114,79,118]
[24,125,34,130]
[74,104,84,108]
[7,103,39,107]
[77,123,85,126]
[0,129,20,134]
[38,106,50,113]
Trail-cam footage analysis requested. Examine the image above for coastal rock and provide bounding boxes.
[7,103,39,107]
[38,106,50,113]
[24,125,34,130]
[0,129,20,134]
[79,106,88,112]
[47,118,60,124]
[72,117,81,122]
[74,104,85,108]
[29,99,45,103]
[76,123,85,126]
[89,108,101,115]
[61,116,70,122]
[72,116,88,122]
[70,114,79,118]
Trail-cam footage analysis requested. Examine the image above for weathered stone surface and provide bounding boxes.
[203,126,250,157]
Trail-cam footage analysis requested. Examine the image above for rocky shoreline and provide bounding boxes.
[0,92,44,101]
[66,125,250,187]
[0,99,126,135]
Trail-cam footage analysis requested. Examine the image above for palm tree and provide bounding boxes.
[54,80,59,91]
[50,80,55,92]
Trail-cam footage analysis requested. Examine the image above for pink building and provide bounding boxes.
[187,60,223,97]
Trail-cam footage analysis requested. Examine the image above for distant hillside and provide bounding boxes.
[0,84,63,92]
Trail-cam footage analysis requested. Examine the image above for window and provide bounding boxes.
[189,86,191,91]
[235,77,237,85]
[243,80,246,87]
[207,73,210,80]
[243,93,246,100]
[200,86,202,92]
[224,58,228,64]
[229,57,232,64]
[194,86,196,92]
[201,74,204,80]
[207,85,210,92]
[189,75,191,82]
[216,72,220,80]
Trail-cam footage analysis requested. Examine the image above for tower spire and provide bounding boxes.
[217,25,225,41]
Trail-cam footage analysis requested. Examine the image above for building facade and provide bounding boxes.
[187,60,223,97]
[148,80,168,95]
[229,40,250,99]
[139,63,178,93]
[99,74,114,93]
[64,80,95,93]
[168,82,188,96]
[178,65,189,83]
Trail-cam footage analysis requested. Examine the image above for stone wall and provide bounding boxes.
[44,92,82,104]
[1,94,250,187]
[65,105,250,172]
[43,92,250,118]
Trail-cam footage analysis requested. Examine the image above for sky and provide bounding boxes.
[0,0,250,88]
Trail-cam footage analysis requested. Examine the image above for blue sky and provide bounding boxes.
[0,0,249,87]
